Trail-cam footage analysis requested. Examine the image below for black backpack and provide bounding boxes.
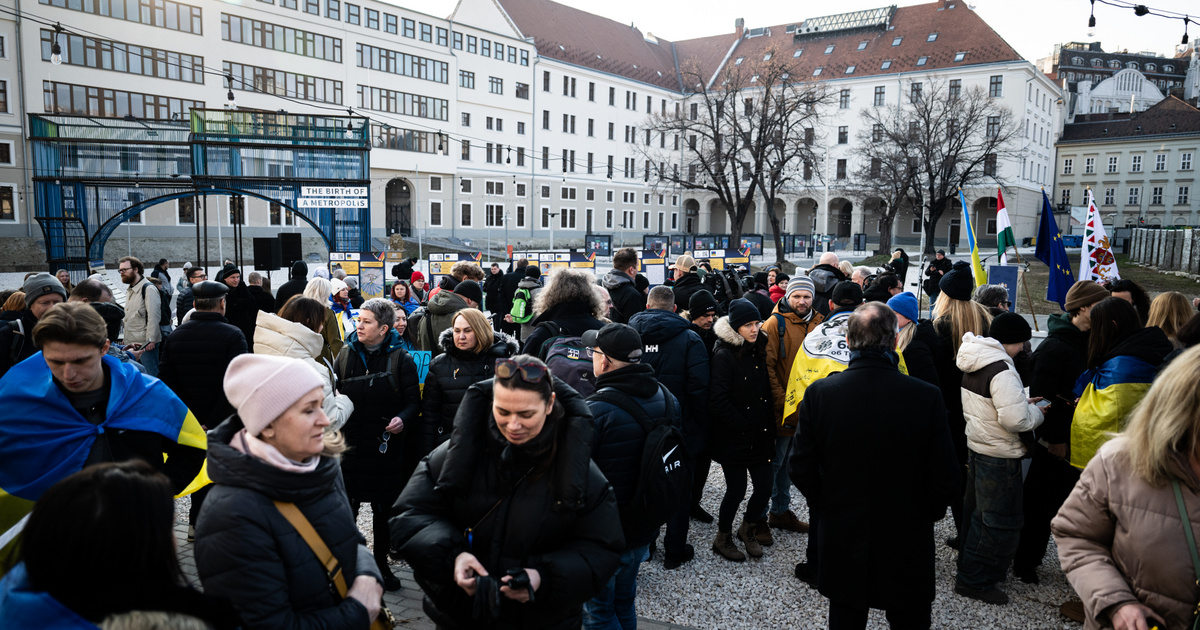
[141,283,172,327]
[589,383,690,534]
[535,322,598,397]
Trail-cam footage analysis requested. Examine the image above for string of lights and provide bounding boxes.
[1088,0,1195,44]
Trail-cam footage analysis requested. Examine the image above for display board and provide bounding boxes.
[329,252,386,299]
[738,234,764,257]
[584,235,612,258]
[517,251,598,276]
[425,252,485,288]
[987,265,1020,312]
[639,248,668,286]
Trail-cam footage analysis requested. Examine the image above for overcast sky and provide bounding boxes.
[411,0,1197,64]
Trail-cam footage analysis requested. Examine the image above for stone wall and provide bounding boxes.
[1129,228,1200,275]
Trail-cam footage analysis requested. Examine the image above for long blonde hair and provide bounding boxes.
[934,295,992,354]
[1124,345,1200,486]
[896,320,917,352]
[1148,291,1193,343]
[303,277,332,302]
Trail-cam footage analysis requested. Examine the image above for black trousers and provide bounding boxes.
[351,499,393,573]
[1013,448,1082,572]
[188,485,211,526]
[718,462,771,533]
[828,600,931,630]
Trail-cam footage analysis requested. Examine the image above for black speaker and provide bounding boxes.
[253,237,282,271]
[279,233,302,267]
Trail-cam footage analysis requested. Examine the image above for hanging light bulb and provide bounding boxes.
[345,119,355,139]
[1184,17,1191,45]
[225,74,237,109]
[51,24,63,65]
[1088,0,1097,37]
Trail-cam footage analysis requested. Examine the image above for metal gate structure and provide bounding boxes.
[29,109,371,273]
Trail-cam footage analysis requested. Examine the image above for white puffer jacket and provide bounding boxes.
[956,332,1043,459]
[253,311,354,431]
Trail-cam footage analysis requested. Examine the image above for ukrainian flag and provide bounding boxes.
[0,354,207,576]
[1069,356,1158,469]
[960,189,986,287]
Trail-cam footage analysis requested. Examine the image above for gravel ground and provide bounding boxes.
[177,462,1084,630]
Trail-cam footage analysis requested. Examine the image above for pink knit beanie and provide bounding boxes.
[223,354,325,436]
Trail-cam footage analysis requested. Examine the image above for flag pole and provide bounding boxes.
[1006,239,1040,332]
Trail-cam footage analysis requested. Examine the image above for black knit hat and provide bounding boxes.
[727,298,760,330]
[688,289,717,318]
[830,281,863,309]
[939,260,975,301]
[525,265,541,279]
[454,280,483,305]
[989,312,1032,344]
[754,272,769,288]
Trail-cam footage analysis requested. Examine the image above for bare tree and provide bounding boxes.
[849,76,1020,255]
[639,50,828,255]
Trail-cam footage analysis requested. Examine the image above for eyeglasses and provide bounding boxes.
[1000,301,1012,308]
[584,347,606,359]
[117,267,132,273]
[495,358,548,383]
[378,431,391,454]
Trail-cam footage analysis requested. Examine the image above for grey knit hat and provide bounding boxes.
[786,275,815,299]
[22,273,68,308]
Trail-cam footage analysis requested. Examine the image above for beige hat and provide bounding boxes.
[672,254,697,272]
[223,355,326,436]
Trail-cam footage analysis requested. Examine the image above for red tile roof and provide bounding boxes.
[497,0,682,90]
[1059,95,1200,143]
[499,0,1024,93]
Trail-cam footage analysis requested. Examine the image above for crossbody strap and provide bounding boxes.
[274,501,348,598]
[1173,480,1200,583]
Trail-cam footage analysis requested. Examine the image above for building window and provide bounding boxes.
[42,30,206,84]
[355,43,448,83]
[489,77,502,94]
[46,0,203,33]
[892,36,902,46]
[1084,157,1095,174]
[881,60,892,69]
[1155,153,1167,171]
[1182,152,1194,170]
[515,83,529,99]
[486,204,503,227]
[515,205,525,227]
[948,79,961,99]
[178,197,196,225]
[1104,188,1115,205]
[793,49,803,57]
[461,140,470,160]
[345,3,358,24]
[1131,155,1142,173]
[385,14,396,34]
[838,126,848,144]
[910,82,922,102]
[1062,158,1073,174]
[1151,186,1163,205]
[1128,187,1140,205]
[465,34,475,52]
[1178,186,1190,205]
[44,80,204,119]
[460,203,472,227]
[326,0,339,19]
[873,86,885,106]
[927,32,938,42]
[988,75,1003,98]
[364,8,378,29]
[1060,188,1071,205]
[984,153,997,176]
[223,14,341,62]
[429,201,442,227]
[839,89,850,109]
[986,116,1000,138]
[916,56,928,66]
[228,62,345,105]
[1108,156,1119,173]
[357,85,447,119]
[836,159,847,179]
[459,70,475,89]
[954,51,966,62]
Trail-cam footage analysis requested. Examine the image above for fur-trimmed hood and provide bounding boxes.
[436,326,519,360]
[714,315,744,346]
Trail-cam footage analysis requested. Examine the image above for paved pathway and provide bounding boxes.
[173,521,696,630]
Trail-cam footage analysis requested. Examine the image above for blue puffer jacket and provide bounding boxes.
[627,308,709,453]
[586,363,680,548]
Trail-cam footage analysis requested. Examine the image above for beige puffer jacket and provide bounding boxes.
[1052,438,1200,630]
[956,332,1043,459]
[253,311,354,431]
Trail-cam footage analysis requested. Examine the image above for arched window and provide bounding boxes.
[1126,61,1139,70]
[1090,58,1102,67]
[1165,65,1175,72]
[1072,57,1084,66]
[1145,63,1156,72]
[1109,60,1122,69]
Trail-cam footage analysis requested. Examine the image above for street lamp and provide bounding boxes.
[547,210,560,250]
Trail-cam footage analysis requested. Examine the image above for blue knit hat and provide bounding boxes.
[887,292,919,323]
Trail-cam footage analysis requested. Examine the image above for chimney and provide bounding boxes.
[735,18,744,34]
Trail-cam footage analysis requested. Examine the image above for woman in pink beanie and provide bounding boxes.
[194,354,385,628]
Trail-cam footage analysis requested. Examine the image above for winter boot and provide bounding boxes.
[712,531,745,562]
[755,519,775,546]
[737,520,764,558]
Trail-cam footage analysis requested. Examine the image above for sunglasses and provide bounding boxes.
[378,431,391,454]
[495,358,548,383]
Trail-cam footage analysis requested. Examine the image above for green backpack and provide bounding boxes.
[510,287,534,324]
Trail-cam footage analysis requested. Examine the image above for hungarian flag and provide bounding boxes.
[1080,190,1120,283]
[996,189,1017,265]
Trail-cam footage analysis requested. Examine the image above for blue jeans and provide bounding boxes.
[956,451,1024,590]
[583,544,649,630]
[758,436,793,519]
[138,345,160,377]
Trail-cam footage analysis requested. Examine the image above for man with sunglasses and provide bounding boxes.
[582,323,680,629]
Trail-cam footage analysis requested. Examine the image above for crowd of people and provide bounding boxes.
[0,247,1199,630]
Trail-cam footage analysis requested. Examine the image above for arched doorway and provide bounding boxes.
[830,198,853,238]
[684,199,699,233]
[386,178,412,237]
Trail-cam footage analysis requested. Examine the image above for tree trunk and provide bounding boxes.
[877,217,894,257]
[923,219,940,256]
[769,215,784,265]
[728,207,744,244]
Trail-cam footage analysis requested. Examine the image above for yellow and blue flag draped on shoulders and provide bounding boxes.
[781,311,908,431]
[960,189,986,288]
[0,353,208,576]
[1068,356,1158,469]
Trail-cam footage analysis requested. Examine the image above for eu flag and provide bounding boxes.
[1035,190,1074,309]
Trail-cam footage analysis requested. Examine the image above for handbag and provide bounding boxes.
[274,501,396,630]
[1170,479,1200,630]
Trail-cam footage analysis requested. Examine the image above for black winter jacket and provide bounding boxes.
[249,285,276,314]
[627,308,709,453]
[901,319,943,388]
[744,288,776,320]
[521,302,605,358]
[176,284,196,323]
[334,329,422,502]
[707,316,774,466]
[195,417,382,630]
[157,312,248,427]
[808,264,846,316]
[1029,313,1089,445]
[586,363,680,548]
[274,261,310,311]
[416,328,519,464]
[923,257,953,297]
[0,309,39,379]
[670,273,705,313]
[216,267,260,347]
[483,271,505,313]
[790,353,960,610]
[601,270,645,323]
[91,301,126,344]
[689,322,717,360]
[391,377,623,630]
[501,266,526,312]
